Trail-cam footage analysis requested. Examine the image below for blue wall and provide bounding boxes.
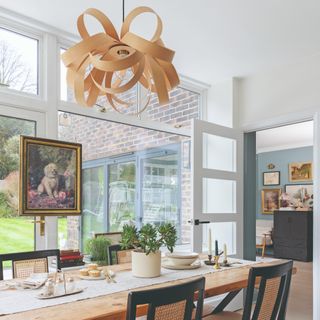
[256,146,313,220]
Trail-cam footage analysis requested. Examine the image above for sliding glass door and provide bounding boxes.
[141,151,181,236]
[108,160,136,231]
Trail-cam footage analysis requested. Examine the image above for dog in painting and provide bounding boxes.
[37,163,59,198]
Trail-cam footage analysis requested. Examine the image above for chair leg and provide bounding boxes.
[211,289,242,314]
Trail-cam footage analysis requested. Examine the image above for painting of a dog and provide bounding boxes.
[19,136,82,215]
[37,163,59,198]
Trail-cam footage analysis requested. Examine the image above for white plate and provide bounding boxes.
[79,275,105,280]
[165,252,199,259]
[162,260,202,270]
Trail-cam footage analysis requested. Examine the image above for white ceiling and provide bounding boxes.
[256,121,313,153]
[1,0,320,85]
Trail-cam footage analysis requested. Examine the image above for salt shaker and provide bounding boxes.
[66,277,75,293]
[54,277,65,296]
[44,279,55,296]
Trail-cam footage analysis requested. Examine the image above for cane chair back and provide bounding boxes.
[242,260,293,320]
[0,249,60,280]
[126,277,205,320]
[108,244,132,265]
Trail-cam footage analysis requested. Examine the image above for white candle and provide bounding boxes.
[208,229,212,255]
[224,243,227,260]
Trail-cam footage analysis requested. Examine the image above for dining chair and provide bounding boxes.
[108,244,132,265]
[94,232,122,244]
[0,249,61,280]
[126,277,205,320]
[203,260,293,320]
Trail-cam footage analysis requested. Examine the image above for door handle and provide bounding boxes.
[188,219,210,226]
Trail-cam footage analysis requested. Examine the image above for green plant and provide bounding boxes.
[85,236,111,265]
[120,223,177,255]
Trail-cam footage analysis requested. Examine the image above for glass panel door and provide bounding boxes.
[192,119,243,256]
[141,151,181,238]
[108,161,136,231]
[79,165,105,248]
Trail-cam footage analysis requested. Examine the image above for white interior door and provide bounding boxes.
[191,119,243,257]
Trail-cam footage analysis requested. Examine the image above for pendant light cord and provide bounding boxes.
[122,0,125,22]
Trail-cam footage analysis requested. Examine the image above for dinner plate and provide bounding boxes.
[165,252,199,259]
[162,260,202,270]
[79,275,105,280]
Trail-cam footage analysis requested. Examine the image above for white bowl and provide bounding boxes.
[165,252,199,266]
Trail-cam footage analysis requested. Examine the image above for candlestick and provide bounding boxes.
[215,240,218,256]
[208,228,212,256]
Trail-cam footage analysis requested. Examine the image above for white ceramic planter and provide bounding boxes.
[131,250,161,278]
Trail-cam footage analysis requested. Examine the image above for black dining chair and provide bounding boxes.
[126,277,205,320]
[0,249,60,280]
[108,244,132,265]
[203,260,293,320]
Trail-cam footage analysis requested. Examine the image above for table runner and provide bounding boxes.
[0,258,257,316]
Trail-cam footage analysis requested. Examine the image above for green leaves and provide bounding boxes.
[120,223,177,255]
[85,236,111,265]
[158,223,178,253]
[120,224,139,250]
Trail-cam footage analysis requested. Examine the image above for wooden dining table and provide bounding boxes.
[0,259,295,320]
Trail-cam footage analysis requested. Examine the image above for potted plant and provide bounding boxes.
[120,223,177,278]
[85,236,111,265]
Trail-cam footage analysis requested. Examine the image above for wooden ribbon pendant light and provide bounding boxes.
[61,5,180,115]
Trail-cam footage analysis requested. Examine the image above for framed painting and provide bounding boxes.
[261,188,281,214]
[289,161,313,182]
[263,171,280,186]
[284,184,313,210]
[19,136,82,216]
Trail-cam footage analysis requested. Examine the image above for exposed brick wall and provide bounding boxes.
[58,87,199,249]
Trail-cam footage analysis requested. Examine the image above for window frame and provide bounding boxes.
[0,17,43,99]
[0,7,208,251]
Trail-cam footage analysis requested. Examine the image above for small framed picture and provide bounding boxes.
[289,161,312,182]
[261,188,281,214]
[263,171,280,186]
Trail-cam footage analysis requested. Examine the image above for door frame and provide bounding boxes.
[242,113,318,320]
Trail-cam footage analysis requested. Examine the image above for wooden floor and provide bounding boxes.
[286,261,313,320]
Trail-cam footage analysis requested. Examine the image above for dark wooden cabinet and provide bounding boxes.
[273,210,313,262]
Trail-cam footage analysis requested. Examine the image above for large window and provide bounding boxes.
[0,28,38,95]
[58,112,192,249]
[0,115,36,256]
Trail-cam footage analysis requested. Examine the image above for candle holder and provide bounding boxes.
[204,254,215,266]
[213,255,221,269]
[222,259,231,267]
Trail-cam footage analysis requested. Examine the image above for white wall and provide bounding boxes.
[238,54,320,130]
[206,79,235,128]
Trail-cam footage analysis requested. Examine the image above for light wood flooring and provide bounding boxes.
[286,261,312,320]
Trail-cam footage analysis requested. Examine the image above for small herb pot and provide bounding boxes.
[131,250,161,278]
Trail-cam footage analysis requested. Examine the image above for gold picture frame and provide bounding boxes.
[261,188,281,214]
[289,161,313,182]
[19,136,82,216]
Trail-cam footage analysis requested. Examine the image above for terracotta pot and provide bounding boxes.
[131,250,161,278]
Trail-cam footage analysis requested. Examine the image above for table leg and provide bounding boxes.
[211,289,242,314]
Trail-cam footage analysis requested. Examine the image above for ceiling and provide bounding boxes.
[1,0,320,85]
[256,121,313,153]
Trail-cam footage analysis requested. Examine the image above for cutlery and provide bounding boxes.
[106,270,117,283]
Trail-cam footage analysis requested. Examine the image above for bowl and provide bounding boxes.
[165,252,199,266]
